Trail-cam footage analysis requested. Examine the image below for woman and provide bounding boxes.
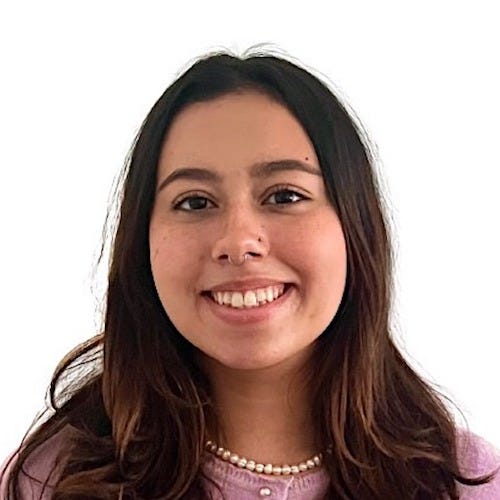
[1,48,499,499]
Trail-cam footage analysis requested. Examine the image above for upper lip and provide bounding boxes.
[202,278,292,293]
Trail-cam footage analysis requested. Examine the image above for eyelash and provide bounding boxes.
[172,185,309,212]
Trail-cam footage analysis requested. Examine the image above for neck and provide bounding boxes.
[199,350,319,465]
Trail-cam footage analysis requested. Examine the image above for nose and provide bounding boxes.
[210,204,269,265]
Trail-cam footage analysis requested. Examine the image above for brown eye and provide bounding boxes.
[173,195,215,212]
[265,187,307,205]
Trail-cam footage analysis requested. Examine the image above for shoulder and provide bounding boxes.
[1,426,70,499]
[455,427,500,499]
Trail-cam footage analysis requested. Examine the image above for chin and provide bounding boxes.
[201,346,305,373]
[219,358,279,371]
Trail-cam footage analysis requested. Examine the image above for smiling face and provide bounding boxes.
[149,90,347,372]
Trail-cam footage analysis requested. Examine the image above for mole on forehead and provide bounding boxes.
[156,158,322,193]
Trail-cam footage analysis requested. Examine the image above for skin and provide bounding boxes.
[149,90,347,465]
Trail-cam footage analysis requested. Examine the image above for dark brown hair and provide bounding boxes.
[2,46,497,499]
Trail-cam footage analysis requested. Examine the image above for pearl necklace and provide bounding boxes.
[205,440,331,476]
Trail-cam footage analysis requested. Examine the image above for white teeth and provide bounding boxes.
[256,289,267,302]
[231,292,244,308]
[211,284,286,309]
[243,290,258,307]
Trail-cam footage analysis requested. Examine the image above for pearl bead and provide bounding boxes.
[204,439,327,476]
[246,460,256,471]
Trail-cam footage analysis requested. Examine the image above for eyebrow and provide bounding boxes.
[156,159,323,193]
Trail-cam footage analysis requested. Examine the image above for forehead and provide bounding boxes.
[158,91,319,174]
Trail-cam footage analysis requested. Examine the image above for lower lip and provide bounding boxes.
[201,284,296,325]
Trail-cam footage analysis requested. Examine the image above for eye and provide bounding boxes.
[173,193,215,211]
[265,185,308,206]
[172,185,308,212]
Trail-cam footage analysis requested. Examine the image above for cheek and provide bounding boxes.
[150,228,199,299]
[279,216,347,317]
[275,214,346,271]
[151,222,200,266]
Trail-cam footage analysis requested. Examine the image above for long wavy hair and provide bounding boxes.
[2,46,496,499]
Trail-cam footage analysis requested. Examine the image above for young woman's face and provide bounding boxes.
[149,91,347,371]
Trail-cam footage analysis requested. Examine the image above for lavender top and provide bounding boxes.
[2,428,499,499]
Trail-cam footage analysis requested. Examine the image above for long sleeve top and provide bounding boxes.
[199,430,500,499]
[2,428,499,499]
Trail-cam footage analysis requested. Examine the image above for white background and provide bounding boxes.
[1,1,498,460]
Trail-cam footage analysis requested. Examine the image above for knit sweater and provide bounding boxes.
[1,428,499,499]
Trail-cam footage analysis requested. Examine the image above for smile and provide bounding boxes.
[201,284,295,325]
[208,284,287,309]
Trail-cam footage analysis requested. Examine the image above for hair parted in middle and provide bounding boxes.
[3,45,494,499]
